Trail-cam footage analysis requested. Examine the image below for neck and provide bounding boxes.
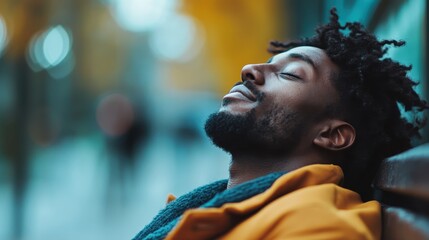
[227,149,330,189]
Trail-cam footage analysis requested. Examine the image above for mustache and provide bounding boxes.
[233,81,265,102]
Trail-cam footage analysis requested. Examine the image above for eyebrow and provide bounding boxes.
[288,53,317,70]
[267,53,318,71]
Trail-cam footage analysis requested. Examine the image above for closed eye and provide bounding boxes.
[280,72,302,80]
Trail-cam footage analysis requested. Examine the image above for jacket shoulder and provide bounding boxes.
[221,184,381,240]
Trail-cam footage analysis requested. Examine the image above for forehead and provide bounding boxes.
[270,46,331,66]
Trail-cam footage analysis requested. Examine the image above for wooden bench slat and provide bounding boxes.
[374,143,429,200]
[382,206,429,240]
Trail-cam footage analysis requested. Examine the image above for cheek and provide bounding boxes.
[270,86,307,108]
[270,88,327,116]
[255,90,301,116]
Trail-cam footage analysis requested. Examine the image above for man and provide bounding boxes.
[133,9,428,240]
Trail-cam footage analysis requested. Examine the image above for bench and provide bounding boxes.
[373,143,429,240]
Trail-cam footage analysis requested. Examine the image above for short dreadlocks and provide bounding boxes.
[269,8,428,200]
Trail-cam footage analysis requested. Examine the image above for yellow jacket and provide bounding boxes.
[166,164,381,239]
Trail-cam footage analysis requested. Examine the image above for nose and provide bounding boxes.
[241,64,265,85]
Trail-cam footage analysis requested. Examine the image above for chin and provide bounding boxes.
[204,110,254,153]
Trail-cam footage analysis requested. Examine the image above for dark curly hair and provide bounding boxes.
[268,8,428,200]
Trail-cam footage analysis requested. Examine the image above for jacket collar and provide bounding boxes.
[167,164,344,239]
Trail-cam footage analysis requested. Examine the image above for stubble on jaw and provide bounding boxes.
[204,104,304,157]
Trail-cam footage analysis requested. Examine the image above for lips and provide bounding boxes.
[223,84,257,102]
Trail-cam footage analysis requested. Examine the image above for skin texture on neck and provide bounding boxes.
[227,147,332,189]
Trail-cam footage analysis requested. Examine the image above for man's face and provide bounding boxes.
[205,46,339,156]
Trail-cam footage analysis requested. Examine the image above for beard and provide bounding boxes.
[204,104,304,156]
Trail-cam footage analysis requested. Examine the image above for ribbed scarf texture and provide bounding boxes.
[132,172,285,240]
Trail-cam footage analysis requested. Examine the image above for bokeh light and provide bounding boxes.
[0,15,7,55]
[110,0,176,32]
[27,25,72,71]
[149,14,204,62]
[43,26,71,66]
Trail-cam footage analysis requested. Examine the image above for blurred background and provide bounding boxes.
[0,0,427,239]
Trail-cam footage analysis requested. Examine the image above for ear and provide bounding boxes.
[313,120,355,151]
